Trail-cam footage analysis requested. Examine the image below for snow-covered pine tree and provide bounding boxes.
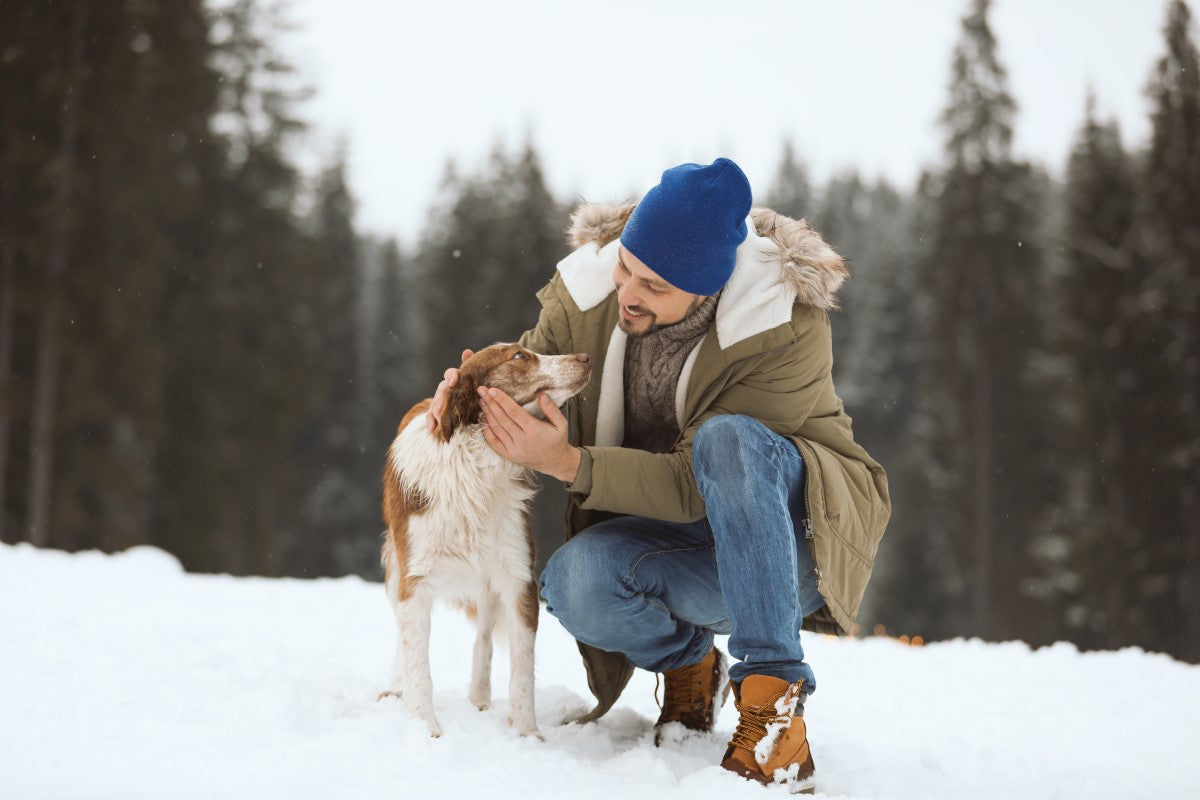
[914,0,1057,642]
[1052,93,1141,649]
[762,140,816,222]
[1132,0,1200,661]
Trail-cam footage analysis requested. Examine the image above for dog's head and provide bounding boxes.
[438,343,592,442]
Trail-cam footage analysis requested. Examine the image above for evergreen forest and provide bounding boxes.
[2,0,1197,663]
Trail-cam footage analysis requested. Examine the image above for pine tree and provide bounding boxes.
[415,142,564,379]
[1053,95,1141,649]
[812,174,944,634]
[55,0,223,555]
[915,0,1057,642]
[24,2,86,549]
[762,140,815,221]
[1131,0,1200,660]
[0,0,227,555]
[299,155,373,577]
[372,239,424,430]
[156,0,317,575]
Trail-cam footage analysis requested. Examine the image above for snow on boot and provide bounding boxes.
[720,674,815,794]
[653,646,730,745]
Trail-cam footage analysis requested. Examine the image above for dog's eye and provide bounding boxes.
[512,352,526,360]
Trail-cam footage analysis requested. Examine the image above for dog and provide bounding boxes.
[379,343,591,738]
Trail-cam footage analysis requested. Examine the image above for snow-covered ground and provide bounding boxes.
[1,543,1195,799]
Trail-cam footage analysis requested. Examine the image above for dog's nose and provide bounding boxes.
[575,353,590,363]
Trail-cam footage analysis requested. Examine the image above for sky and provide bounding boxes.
[283,0,1169,245]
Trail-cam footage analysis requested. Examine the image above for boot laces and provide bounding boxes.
[655,661,707,716]
[729,691,790,755]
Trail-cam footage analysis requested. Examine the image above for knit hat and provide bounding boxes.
[619,157,752,296]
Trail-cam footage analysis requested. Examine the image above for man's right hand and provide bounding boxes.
[427,349,474,433]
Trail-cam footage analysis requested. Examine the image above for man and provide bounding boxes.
[428,158,889,793]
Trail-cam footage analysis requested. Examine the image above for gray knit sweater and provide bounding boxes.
[622,294,720,453]
[567,294,720,496]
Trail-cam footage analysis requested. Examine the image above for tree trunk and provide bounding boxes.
[1183,483,1200,663]
[26,7,85,547]
[0,229,13,543]
[0,30,18,543]
[972,344,994,638]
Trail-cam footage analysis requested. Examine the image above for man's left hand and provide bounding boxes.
[478,387,581,483]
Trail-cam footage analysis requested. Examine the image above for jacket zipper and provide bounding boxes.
[795,438,821,591]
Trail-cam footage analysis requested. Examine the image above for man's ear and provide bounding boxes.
[437,373,481,443]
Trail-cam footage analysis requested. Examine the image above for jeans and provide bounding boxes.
[539,414,824,694]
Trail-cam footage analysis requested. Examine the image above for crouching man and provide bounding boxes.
[429,158,889,793]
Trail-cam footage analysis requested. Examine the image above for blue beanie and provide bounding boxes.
[619,157,753,296]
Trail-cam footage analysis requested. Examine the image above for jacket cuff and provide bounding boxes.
[565,446,594,495]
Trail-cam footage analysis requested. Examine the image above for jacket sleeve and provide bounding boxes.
[577,312,832,522]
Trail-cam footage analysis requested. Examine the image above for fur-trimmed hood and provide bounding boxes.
[565,203,847,309]
[547,202,849,445]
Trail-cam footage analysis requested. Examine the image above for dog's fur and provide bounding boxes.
[379,343,591,738]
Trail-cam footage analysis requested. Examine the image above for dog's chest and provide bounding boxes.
[415,482,529,553]
[392,422,536,575]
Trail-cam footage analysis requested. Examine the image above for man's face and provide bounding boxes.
[613,246,706,337]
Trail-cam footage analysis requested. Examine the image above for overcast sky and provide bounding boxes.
[284,0,1170,245]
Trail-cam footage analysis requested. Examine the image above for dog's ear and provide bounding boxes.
[437,372,481,443]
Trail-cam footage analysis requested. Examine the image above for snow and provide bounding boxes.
[2,542,1196,799]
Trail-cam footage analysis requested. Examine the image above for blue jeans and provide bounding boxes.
[540,415,824,694]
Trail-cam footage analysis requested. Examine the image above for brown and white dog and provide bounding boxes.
[380,343,591,738]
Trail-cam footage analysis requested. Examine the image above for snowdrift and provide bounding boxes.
[1,543,1195,799]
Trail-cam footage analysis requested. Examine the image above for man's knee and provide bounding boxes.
[693,414,772,483]
[539,532,627,635]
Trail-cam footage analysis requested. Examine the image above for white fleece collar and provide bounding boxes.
[555,218,796,350]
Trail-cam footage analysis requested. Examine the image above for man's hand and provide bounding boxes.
[427,349,474,433]
[479,388,581,483]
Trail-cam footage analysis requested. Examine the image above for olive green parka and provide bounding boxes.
[519,204,891,722]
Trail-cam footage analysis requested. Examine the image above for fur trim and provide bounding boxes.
[565,203,635,250]
[749,208,849,311]
[565,203,848,310]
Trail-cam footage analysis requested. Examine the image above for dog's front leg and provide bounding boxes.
[397,586,442,737]
[469,593,498,711]
[503,580,542,739]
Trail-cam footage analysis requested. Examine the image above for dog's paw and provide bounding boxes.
[468,686,491,711]
[507,714,543,741]
[377,689,403,702]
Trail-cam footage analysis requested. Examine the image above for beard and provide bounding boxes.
[619,295,705,338]
[618,307,657,337]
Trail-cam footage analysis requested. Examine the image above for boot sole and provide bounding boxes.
[788,774,816,795]
[721,759,816,794]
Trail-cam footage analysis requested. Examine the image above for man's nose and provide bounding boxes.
[617,283,638,307]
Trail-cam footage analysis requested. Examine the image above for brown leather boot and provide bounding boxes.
[720,675,816,794]
[653,646,729,744]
